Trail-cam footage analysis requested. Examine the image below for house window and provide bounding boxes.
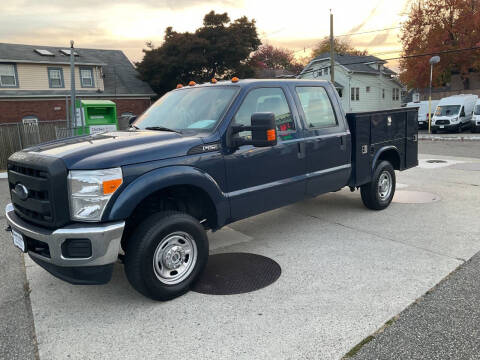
[382,89,385,99]
[48,67,64,88]
[0,63,18,87]
[80,67,94,88]
[366,86,370,93]
[351,87,360,101]
[392,88,400,101]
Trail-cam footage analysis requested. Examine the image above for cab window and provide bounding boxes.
[234,87,295,140]
[296,86,338,129]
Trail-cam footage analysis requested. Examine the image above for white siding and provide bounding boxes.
[300,60,402,113]
[0,63,104,92]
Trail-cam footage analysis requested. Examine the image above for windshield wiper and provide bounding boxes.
[144,126,181,134]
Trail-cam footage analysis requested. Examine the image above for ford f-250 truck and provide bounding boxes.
[5,79,418,300]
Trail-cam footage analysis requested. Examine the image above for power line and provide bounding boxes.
[298,45,480,76]
[336,26,401,37]
[291,26,402,55]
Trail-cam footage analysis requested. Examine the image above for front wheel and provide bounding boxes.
[360,161,396,210]
[124,212,209,301]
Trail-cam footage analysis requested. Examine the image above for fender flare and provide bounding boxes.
[371,145,401,171]
[105,166,229,227]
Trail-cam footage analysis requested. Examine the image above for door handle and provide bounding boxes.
[337,135,346,150]
[297,142,306,159]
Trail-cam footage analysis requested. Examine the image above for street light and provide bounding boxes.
[428,56,440,133]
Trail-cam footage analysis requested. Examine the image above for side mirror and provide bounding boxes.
[128,116,137,126]
[230,112,277,148]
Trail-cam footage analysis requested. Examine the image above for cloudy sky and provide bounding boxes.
[1,0,412,69]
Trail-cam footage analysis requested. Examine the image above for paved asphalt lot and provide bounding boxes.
[1,141,480,359]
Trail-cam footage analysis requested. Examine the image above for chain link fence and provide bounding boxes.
[0,120,88,170]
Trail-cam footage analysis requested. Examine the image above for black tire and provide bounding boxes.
[360,161,396,210]
[124,211,208,301]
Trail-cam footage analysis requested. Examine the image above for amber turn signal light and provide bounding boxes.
[103,179,122,195]
[266,129,276,142]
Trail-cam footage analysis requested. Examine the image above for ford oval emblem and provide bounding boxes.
[15,183,29,200]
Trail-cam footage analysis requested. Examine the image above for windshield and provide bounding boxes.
[475,105,480,115]
[435,105,460,117]
[135,86,238,132]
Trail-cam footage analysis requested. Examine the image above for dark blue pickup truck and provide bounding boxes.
[5,79,418,300]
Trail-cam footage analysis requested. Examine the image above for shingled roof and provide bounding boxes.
[0,42,155,97]
[304,52,396,76]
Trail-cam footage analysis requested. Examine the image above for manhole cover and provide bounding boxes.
[393,190,441,204]
[192,253,281,295]
[450,163,480,171]
[426,159,447,163]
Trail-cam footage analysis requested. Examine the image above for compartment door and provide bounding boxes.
[405,109,418,168]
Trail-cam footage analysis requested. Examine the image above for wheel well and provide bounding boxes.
[122,185,217,248]
[377,149,401,170]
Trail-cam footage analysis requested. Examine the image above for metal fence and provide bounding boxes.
[0,120,88,170]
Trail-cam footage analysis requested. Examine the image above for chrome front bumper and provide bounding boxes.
[5,203,124,267]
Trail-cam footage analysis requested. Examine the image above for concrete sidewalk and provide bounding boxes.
[419,131,480,141]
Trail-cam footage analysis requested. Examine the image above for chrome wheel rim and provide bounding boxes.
[153,231,197,285]
[377,171,393,201]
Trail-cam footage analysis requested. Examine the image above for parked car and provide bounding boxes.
[406,100,439,129]
[5,79,418,301]
[472,99,480,133]
[431,94,478,133]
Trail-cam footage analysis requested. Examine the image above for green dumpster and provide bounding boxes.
[75,100,118,135]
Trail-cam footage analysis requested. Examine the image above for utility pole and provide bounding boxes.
[70,40,76,131]
[330,10,335,84]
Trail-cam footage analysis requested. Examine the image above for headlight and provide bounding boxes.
[68,168,123,221]
[451,117,458,122]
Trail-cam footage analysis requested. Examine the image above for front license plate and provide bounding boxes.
[419,121,424,125]
[440,125,444,129]
[12,229,26,252]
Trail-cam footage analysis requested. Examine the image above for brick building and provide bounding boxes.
[0,43,155,124]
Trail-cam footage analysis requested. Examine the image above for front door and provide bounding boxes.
[224,86,306,221]
[293,85,351,196]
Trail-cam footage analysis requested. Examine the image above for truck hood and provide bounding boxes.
[23,130,204,169]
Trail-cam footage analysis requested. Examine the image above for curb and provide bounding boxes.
[0,172,7,179]
[419,135,480,141]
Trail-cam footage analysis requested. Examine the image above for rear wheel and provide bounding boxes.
[124,211,208,301]
[360,161,396,210]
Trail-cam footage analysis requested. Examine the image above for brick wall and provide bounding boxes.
[0,98,151,124]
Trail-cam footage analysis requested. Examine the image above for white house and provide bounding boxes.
[299,53,404,113]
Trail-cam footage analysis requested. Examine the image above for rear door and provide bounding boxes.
[224,86,307,221]
[292,84,351,196]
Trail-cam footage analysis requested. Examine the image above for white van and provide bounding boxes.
[406,100,439,128]
[472,99,480,133]
[431,94,478,133]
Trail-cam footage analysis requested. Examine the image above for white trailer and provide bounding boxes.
[431,94,478,133]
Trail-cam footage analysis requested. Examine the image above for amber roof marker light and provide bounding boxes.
[176,84,183,89]
[188,81,197,86]
[231,77,239,83]
[211,78,218,84]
